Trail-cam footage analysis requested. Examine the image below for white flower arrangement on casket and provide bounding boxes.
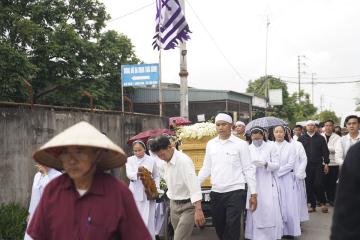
[177,122,217,140]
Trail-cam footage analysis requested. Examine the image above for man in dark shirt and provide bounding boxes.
[331,141,360,240]
[27,121,151,240]
[298,120,330,213]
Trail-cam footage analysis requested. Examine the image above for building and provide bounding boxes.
[251,95,267,119]
[128,84,257,123]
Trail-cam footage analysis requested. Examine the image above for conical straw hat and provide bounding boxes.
[33,121,127,170]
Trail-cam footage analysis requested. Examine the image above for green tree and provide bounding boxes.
[246,76,317,125]
[96,30,140,110]
[313,110,340,124]
[0,42,36,102]
[356,105,360,111]
[0,0,141,109]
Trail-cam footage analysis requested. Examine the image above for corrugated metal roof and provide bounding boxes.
[129,87,252,104]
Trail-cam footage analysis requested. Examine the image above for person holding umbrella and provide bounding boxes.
[27,121,151,240]
[245,127,283,240]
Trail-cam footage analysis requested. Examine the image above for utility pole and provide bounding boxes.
[311,73,316,104]
[265,16,270,78]
[320,95,324,112]
[297,56,301,103]
[158,51,163,116]
[179,0,189,119]
[297,55,306,102]
[264,16,270,116]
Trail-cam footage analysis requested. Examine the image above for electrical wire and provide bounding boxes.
[185,0,248,83]
[277,75,360,80]
[282,79,360,85]
[107,2,155,23]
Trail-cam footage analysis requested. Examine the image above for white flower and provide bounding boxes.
[177,122,217,140]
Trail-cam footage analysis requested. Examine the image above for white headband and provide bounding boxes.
[215,113,233,124]
[235,121,245,126]
[250,127,264,134]
[306,120,316,126]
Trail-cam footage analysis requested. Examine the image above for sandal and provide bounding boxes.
[308,207,316,213]
[321,206,328,213]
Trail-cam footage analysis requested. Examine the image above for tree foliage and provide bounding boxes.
[247,76,317,125]
[313,110,340,124]
[0,0,140,109]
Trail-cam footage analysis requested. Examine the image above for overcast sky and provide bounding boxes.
[102,0,360,118]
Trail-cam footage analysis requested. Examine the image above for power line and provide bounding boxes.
[282,79,360,84]
[107,2,154,23]
[278,74,360,79]
[185,0,248,83]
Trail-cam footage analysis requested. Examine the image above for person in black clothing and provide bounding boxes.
[330,141,360,240]
[298,120,330,213]
[321,119,341,206]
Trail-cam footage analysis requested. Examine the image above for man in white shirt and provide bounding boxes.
[321,119,341,206]
[198,113,257,240]
[335,115,360,165]
[149,135,205,240]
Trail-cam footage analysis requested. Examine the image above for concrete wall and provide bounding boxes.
[0,103,167,207]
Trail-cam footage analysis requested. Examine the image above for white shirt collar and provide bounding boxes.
[215,134,238,143]
[346,131,360,141]
[168,149,177,165]
[307,132,315,137]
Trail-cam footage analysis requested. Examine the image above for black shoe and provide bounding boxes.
[282,236,295,239]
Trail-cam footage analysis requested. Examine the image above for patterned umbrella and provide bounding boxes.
[245,116,287,133]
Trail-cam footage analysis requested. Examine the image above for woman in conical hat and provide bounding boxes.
[27,121,152,240]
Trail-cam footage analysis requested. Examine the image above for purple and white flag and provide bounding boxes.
[152,0,191,50]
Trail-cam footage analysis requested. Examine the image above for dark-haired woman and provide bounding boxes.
[126,140,159,238]
[272,126,301,238]
[245,127,283,240]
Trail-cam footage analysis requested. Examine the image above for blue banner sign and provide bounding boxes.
[121,63,159,87]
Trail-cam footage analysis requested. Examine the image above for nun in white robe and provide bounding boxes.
[286,127,309,222]
[25,166,62,240]
[273,126,301,237]
[126,141,159,238]
[245,127,283,240]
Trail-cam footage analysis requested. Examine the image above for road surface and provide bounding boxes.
[191,207,333,239]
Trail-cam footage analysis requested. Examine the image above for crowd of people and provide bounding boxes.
[23,113,360,240]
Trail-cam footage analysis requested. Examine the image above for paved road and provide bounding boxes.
[191,207,333,239]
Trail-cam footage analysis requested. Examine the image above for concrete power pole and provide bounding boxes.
[158,51,163,116]
[320,95,324,112]
[297,55,306,102]
[311,73,316,104]
[265,16,270,111]
[179,0,189,119]
[298,56,301,103]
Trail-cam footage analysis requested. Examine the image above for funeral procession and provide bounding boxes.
[1,0,360,239]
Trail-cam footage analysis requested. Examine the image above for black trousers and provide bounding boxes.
[306,164,326,208]
[324,165,340,203]
[210,189,246,240]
